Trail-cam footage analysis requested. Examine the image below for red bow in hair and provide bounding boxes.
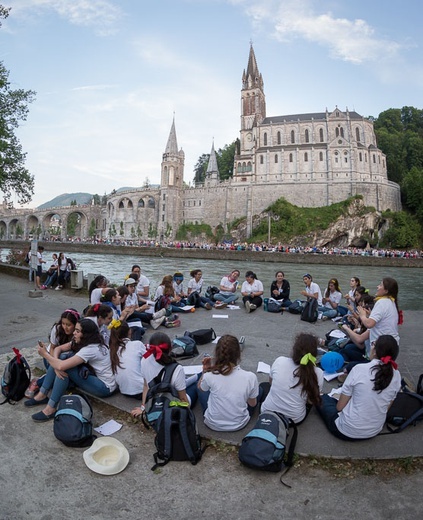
[381,356,398,370]
[143,343,169,361]
[93,303,100,312]
[13,347,22,364]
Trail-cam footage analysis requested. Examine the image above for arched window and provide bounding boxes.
[148,197,155,208]
[277,131,281,145]
[305,129,309,143]
[319,128,324,142]
[373,154,376,163]
[275,155,278,163]
[237,162,242,173]
[263,133,267,146]
[242,162,246,172]
[290,130,295,144]
[359,152,362,162]
[304,152,308,162]
[260,155,264,165]
[119,201,124,209]
[319,151,323,161]
[247,161,252,171]
[289,153,293,163]
[340,127,344,138]
[138,199,144,208]
[355,127,360,142]
[335,127,339,137]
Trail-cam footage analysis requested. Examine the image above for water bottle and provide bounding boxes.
[264,298,269,311]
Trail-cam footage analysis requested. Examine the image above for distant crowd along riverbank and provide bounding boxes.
[2,240,423,268]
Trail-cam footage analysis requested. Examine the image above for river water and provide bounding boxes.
[3,247,418,310]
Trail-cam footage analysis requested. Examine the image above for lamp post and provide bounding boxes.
[267,211,272,246]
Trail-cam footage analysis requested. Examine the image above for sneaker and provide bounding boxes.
[205,303,212,310]
[167,314,179,323]
[150,316,166,329]
[40,285,47,290]
[245,301,251,313]
[214,302,227,309]
[152,308,167,320]
[322,315,329,321]
[165,319,181,328]
[249,303,257,311]
[25,378,39,399]
[55,286,62,291]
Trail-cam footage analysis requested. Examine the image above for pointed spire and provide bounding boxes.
[206,141,219,177]
[243,43,263,89]
[165,116,178,155]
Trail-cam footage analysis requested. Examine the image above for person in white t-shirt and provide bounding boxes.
[88,275,111,304]
[27,319,117,422]
[317,334,401,440]
[300,273,323,306]
[130,264,150,301]
[214,270,240,305]
[260,333,324,424]
[130,332,189,418]
[197,335,259,432]
[108,320,146,399]
[241,271,264,313]
[318,278,342,320]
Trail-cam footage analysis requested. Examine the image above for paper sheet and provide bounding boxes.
[94,420,123,436]
[257,361,271,374]
[212,336,221,344]
[323,371,345,381]
[180,305,195,311]
[212,314,228,318]
[183,365,203,375]
[227,305,240,309]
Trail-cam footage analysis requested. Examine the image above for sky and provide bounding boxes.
[1,0,423,208]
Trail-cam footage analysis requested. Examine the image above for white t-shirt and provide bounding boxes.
[136,274,150,296]
[305,282,322,305]
[173,281,186,296]
[261,357,324,423]
[335,359,401,439]
[125,292,138,306]
[85,316,110,346]
[324,290,342,309]
[200,366,259,431]
[115,339,146,395]
[241,279,264,295]
[76,343,117,392]
[187,277,204,294]
[90,288,104,304]
[219,276,237,296]
[369,298,400,351]
[140,355,186,393]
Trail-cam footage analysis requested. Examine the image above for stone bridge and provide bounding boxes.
[0,203,104,240]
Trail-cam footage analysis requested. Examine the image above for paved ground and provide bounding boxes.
[1,272,423,520]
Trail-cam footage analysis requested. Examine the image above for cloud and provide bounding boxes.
[231,0,403,64]
[10,0,123,35]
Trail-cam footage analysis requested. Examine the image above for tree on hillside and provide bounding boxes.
[193,139,238,184]
[0,6,36,204]
[193,153,209,184]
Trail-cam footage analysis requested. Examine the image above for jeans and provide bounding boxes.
[214,293,238,304]
[44,271,57,287]
[318,305,338,319]
[41,364,112,408]
[316,394,354,441]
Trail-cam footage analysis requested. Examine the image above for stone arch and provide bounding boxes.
[0,220,6,239]
[147,197,155,209]
[138,198,145,208]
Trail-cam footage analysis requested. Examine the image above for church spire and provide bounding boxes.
[206,141,219,178]
[165,116,178,155]
[243,43,263,90]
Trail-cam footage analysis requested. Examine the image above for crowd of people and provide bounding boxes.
[23,262,403,443]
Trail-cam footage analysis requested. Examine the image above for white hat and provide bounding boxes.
[83,437,130,475]
[125,277,137,286]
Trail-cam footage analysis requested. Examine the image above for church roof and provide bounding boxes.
[165,117,178,154]
[206,142,219,176]
[262,111,364,124]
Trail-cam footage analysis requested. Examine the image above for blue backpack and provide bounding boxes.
[238,411,298,475]
[53,394,96,447]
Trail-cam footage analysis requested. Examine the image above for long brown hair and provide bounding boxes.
[291,333,321,407]
[207,335,240,376]
[108,321,130,374]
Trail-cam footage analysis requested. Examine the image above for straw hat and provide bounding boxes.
[83,437,130,475]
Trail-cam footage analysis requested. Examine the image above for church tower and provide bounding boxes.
[159,117,184,241]
[204,141,219,186]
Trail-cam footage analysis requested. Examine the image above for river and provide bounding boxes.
[2,247,418,310]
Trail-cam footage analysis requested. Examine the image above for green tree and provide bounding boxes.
[67,213,79,236]
[216,140,237,180]
[130,226,136,239]
[380,212,421,248]
[89,218,96,237]
[136,224,142,238]
[193,154,209,184]
[0,7,36,204]
[92,194,101,205]
[119,221,124,236]
[401,167,423,222]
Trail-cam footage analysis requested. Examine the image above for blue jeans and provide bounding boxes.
[214,293,238,304]
[44,271,57,287]
[318,305,338,319]
[316,395,354,441]
[40,364,112,408]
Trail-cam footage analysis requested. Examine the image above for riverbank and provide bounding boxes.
[2,239,423,268]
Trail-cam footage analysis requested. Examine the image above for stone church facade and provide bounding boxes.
[0,46,399,241]
[106,45,400,241]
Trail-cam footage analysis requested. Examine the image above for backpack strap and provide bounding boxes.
[176,408,200,465]
[279,419,298,488]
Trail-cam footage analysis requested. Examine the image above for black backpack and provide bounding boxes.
[171,336,199,359]
[288,300,303,314]
[185,328,216,345]
[301,299,318,323]
[383,377,423,434]
[238,411,298,477]
[151,403,203,470]
[53,394,96,447]
[142,363,181,431]
[0,348,31,405]
[205,286,219,301]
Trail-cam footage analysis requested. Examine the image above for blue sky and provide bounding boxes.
[1,0,422,208]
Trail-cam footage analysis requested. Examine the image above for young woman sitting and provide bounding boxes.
[130,332,190,418]
[214,269,240,305]
[25,319,117,422]
[108,320,146,399]
[318,278,342,320]
[316,334,401,440]
[85,303,114,345]
[260,333,323,424]
[269,270,292,309]
[241,271,264,313]
[196,335,259,432]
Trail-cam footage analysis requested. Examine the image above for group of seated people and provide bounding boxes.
[24,263,402,442]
